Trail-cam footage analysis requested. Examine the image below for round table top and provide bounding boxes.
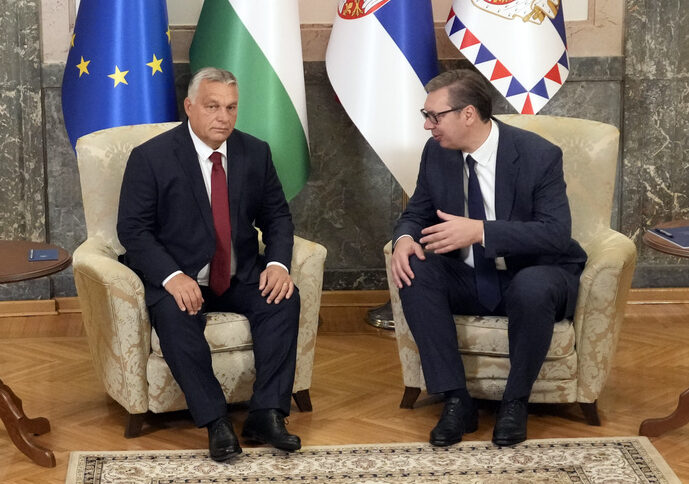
[642,220,689,258]
[0,240,72,284]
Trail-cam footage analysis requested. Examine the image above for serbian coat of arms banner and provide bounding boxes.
[447,0,569,114]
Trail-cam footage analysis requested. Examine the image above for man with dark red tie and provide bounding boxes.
[117,67,300,462]
[390,69,587,448]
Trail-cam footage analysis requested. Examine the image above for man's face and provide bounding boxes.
[184,80,239,149]
[422,86,470,151]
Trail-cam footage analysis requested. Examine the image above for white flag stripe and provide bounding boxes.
[326,14,430,195]
[228,0,309,136]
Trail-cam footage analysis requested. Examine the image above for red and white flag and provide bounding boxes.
[446,0,569,114]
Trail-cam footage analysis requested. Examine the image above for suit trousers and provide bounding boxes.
[400,253,579,401]
[148,279,300,427]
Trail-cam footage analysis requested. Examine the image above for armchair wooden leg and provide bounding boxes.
[400,387,421,409]
[292,390,313,412]
[124,412,146,438]
[580,401,601,426]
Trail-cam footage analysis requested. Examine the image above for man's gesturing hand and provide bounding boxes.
[164,273,204,315]
[390,236,426,288]
[259,265,294,304]
[419,210,484,254]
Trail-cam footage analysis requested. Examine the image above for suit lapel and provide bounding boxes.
[226,130,245,238]
[494,120,519,221]
[173,122,214,236]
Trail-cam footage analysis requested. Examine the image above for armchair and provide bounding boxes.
[384,114,636,424]
[72,122,326,437]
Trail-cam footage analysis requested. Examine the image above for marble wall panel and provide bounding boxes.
[625,0,689,80]
[623,0,689,287]
[289,63,400,289]
[0,0,48,300]
[44,85,84,297]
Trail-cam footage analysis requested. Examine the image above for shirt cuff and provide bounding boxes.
[393,234,414,250]
[267,261,289,273]
[162,270,183,287]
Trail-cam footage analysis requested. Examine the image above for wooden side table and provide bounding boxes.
[638,221,689,437]
[0,240,72,467]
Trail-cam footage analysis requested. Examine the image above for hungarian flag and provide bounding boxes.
[190,0,310,201]
[446,0,569,114]
[326,0,438,196]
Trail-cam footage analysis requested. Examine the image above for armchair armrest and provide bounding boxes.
[73,237,151,414]
[573,228,637,402]
[290,236,327,392]
[384,240,425,389]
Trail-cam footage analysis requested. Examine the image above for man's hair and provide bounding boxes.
[187,67,238,100]
[425,69,492,121]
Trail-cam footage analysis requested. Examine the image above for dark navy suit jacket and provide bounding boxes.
[117,121,294,306]
[393,119,587,315]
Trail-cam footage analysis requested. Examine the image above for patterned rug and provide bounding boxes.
[65,437,680,484]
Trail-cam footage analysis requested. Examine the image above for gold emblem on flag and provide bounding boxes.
[338,0,392,19]
[471,0,560,24]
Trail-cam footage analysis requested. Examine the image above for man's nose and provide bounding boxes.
[217,109,231,122]
[423,118,434,130]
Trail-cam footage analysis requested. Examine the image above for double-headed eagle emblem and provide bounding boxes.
[338,0,391,19]
[471,0,561,24]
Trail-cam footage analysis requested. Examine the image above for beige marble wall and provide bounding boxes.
[42,0,623,64]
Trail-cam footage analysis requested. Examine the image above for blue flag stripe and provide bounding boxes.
[374,0,439,86]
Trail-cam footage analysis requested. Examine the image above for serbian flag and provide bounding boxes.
[446,0,569,114]
[326,0,438,196]
[190,0,310,201]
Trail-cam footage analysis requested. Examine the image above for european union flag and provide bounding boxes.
[61,0,178,149]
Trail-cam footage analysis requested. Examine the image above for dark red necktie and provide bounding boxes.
[209,151,231,296]
[466,155,501,311]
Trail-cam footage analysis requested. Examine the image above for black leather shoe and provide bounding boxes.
[242,409,301,451]
[429,397,479,447]
[492,399,528,446]
[207,416,242,462]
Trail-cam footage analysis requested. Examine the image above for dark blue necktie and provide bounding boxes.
[466,155,501,311]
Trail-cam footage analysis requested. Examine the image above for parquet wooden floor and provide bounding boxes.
[1,303,688,483]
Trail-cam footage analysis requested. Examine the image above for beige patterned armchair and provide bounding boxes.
[384,115,636,424]
[72,122,326,437]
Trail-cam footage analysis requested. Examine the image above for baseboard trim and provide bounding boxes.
[627,288,689,304]
[320,290,389,308]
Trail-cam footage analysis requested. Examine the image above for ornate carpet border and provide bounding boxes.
[65,436,681,484]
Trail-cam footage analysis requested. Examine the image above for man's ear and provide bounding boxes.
[183,97,192,117]
[464,105,477,124]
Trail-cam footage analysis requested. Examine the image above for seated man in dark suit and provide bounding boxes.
[390,69,587,447]
[117,67,301,462]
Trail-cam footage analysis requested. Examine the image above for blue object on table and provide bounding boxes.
[650,226,689,249]
[28,249,59,261]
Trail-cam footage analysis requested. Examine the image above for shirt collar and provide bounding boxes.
[463,119,499,166]
[187,122,227,161]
